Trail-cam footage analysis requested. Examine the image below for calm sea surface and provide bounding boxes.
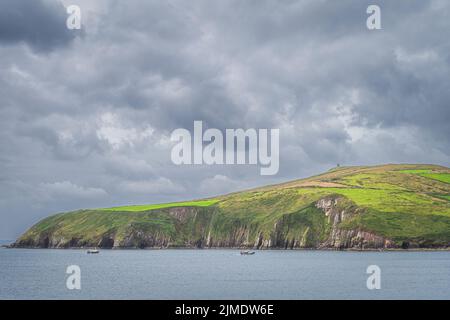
[1,245,449,299]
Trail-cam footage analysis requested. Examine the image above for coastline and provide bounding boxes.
[6,245,450,252]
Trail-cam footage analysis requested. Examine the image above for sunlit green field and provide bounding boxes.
[399,169,450,184]
[101,200,219,212]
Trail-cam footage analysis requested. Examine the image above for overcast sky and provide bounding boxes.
[0,0,449,239]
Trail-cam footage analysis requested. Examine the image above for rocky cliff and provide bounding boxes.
[12,164,450,250]
[13,196,398,249]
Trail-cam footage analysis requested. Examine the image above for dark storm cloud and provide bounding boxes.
[0,0,449,239]
[0,0,79,51]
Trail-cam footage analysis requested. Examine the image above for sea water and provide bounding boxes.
[0,247,449,299]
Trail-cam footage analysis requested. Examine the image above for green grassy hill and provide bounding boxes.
[13,164,450,250]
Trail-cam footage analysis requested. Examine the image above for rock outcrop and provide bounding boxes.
[315,197,394,249]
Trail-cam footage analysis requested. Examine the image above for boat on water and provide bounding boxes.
[240,250,255,255]
[87,249,100,254]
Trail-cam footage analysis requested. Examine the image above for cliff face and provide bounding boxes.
[12,196,396,250]
[315,198,394,249]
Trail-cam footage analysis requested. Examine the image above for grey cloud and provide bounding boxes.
[39,181,108,199]
[0,0,449,239]
[0,0,81,52]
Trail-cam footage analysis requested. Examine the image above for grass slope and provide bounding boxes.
[100,199,219,212]
[16,164,450,248]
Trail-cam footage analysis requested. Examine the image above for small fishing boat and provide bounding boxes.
[87,248,100,254]
[240,250,255,255]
